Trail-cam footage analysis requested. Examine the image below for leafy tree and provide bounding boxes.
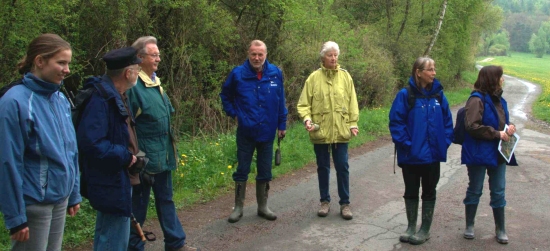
[529,29,549,57]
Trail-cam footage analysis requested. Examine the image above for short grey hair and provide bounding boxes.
[249,39,267,52]
[320,41,340,57]
[132,36,158,55]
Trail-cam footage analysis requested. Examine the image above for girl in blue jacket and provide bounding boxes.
[389,57,453,245]
[0,34,81,251]
[461,65,517,244]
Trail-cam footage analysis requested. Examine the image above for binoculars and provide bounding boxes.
[129,156,149,175]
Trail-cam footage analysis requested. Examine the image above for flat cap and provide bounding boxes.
[102,47,142,70]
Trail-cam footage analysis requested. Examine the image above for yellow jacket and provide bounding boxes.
[297,64,359,144]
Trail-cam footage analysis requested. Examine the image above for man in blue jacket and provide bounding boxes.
[220,40,288,223]
[76,47,142,251]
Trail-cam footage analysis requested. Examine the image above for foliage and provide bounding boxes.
[0,0,504,248]
[495,0,550,15]
[477,29,510,56]
[529,30,549,58]
[478,52,550,123]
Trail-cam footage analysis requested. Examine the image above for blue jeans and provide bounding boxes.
[232,130,274,182]
[463,162,507,208]
[314,143,350,205]
[94,211,130,251]
[128,171,186,251]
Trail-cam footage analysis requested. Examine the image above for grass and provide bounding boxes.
[0,74,475,250]
[478,51,550,122]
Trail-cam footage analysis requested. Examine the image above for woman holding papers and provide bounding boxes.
[461,65,518,244]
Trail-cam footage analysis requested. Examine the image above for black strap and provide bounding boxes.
[143,231,156,241]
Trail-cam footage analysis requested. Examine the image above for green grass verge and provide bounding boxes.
[478,52,550,122]
[0,74,475,250]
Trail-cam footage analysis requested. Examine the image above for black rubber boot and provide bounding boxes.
[409,200,435,245]
[399,199,419,243]
[256,181,277,220]
[228,181,246,223]
[464,204,478,239]
[493,207,509,244]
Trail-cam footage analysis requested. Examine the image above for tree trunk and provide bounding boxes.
[424,0,447,56]
[386,0,393,36]
[395,0,410,43]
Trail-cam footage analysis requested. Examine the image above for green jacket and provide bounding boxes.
[297,64,359,144]
[126,72,177,173]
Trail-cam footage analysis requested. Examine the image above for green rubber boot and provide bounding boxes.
[399,199,419,243]
[256,181,277,221]
[228,181,246,223]
[409,200,435,245]
[493,207,509,244]
[464,204,478,239]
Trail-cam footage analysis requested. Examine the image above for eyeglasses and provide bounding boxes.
[142,53,161,59]
[422,68,436,72]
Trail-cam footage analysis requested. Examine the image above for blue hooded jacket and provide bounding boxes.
[389,77,454,166]
[220,59,288,142]
[0,73,81,230]
[77,75,133,216]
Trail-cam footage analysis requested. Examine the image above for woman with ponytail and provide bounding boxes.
[0,33,81,251]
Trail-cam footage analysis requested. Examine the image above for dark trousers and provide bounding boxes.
[401,162,440,201]
[232,130,274,182]
[128,170,186,251]
[314,143,350,205]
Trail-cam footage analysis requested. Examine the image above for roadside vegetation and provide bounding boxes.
[478,52,550,122]
[0,0,499,249]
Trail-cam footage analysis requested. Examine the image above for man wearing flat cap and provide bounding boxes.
[76,47,142,250]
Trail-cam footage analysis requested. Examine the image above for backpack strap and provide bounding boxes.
[0,79,23,98]
[94,81,109,99]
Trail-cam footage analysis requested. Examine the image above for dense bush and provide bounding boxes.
[489,44,509,56]
[0,0,501,136]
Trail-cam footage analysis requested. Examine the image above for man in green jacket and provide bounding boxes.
[126,36,198,251]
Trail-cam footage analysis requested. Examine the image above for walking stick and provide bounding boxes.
[131,213,146,242]
[393,145,396,174]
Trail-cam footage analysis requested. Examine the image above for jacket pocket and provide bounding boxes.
[336,112,351,141]
[309,114,326,140]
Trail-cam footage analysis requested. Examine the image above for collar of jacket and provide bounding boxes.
[320,63,341,80]
[88,75,130,117]
[138,71,161,87]
[242,59,271,79]
[408,76,443,96]
[22,72,61,95]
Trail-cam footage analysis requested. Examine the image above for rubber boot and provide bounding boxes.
[228,181,246,223]
[399,199,419,243]
[493,207,509,244]
[464,204,478,239]
[256,181,277,220]
[409,200,435,245]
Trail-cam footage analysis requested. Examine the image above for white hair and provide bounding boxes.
[319,41,340,57]
[132,36,158,55]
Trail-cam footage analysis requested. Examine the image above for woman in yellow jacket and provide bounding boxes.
[297,41,359,220]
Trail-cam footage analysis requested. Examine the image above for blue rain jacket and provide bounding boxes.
[389,77,453,167]
[0,73,81,230]
[220,59,288,142]
[77,75,133,217]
